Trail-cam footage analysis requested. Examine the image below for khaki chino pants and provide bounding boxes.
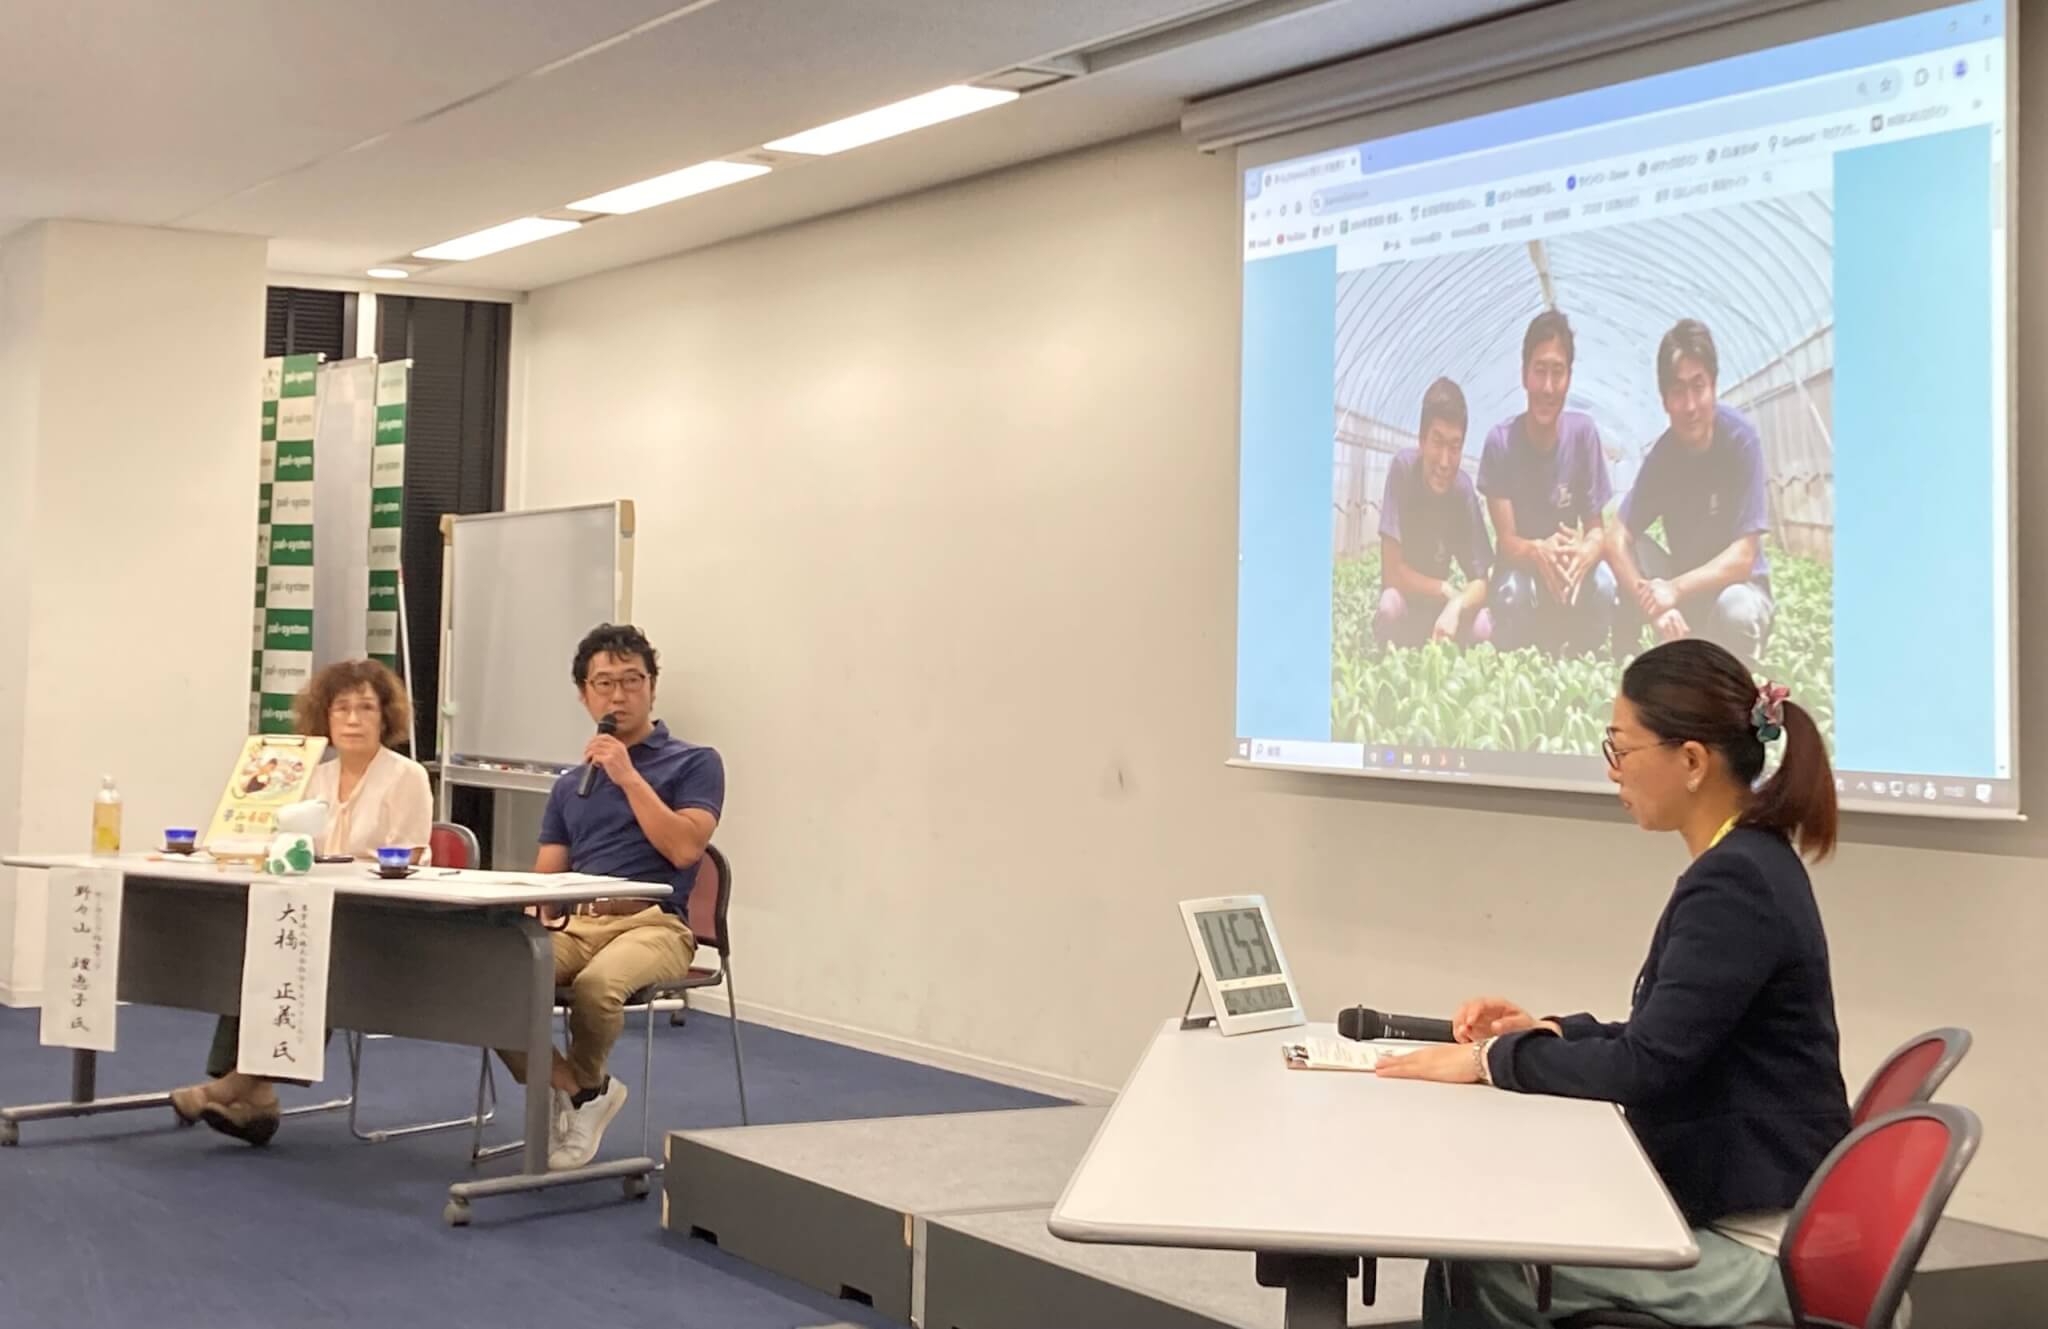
[498,907,696,1089]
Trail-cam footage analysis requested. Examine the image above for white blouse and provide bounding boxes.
[306,746,434,862]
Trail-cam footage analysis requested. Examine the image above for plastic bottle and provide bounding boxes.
[91,775,122,856]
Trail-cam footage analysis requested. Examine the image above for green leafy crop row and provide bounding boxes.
[1331,541,1835,754]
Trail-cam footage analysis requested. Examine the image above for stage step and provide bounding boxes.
[923,1205,1423,1329]
[663,1105,1107,1323]
[664,1108,2048,1329]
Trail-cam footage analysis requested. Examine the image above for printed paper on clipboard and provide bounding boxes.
[1281,1037,1414,1072]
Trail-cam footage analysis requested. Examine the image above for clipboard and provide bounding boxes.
[204,734,327,851]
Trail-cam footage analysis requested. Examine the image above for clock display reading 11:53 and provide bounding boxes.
[1197,908,1291,1016]
[1196,908,1280,980]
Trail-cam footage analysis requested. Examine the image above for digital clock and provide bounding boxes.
[1178,895,1305,1036]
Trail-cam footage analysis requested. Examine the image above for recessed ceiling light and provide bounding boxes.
[570,160,771,215]
[764,85,1018,156]
[366,267,410,279]
[413,217,581,262]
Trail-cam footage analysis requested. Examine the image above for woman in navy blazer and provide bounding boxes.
[1379,638,1850,1328]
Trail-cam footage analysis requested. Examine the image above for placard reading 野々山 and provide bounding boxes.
[40,867,123,1053]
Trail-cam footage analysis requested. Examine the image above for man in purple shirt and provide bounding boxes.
[1478,310,1618,654]
[1372,376,1493,647]
[1609,319,1775,666]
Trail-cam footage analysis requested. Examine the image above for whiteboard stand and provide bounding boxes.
[396,556,418,758]
[435,501,635,822]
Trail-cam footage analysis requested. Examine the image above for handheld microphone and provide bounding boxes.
[1336,1006,1456,1044]
[575,713,620,798]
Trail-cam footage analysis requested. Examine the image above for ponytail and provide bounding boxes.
[1741,700,1837,861]
[1622,639,1839,861]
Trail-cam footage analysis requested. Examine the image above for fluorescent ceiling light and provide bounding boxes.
[570,160,771,215]
[764,85,1018,156]
[413,216,581,261]
[366,267,410,279]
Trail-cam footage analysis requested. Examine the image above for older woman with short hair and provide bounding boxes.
[169,660,433,1145]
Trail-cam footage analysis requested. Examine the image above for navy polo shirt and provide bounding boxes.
[1619,402,1771,586]
[539,721,725,916]
[1378,447,1492,583]
[1477,409,1613,539]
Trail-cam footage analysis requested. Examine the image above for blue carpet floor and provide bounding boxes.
[0,1002,1061,1329]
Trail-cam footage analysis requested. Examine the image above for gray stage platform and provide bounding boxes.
[921,1206,1423,1329]
[663,1105,1109,1321]
[666,1108,2048,1329]
[1909,1216,2048,1327]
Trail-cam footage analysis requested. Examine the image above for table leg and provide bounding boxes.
[521,935,554,1177]
[0,1047,348,1148]
[1255,1252,1356,1329]
[442,918,658,1224]
[1,1049,170,1147]
[4,883,647,1219]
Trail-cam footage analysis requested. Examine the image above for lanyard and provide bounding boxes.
[1707,814,1739,849]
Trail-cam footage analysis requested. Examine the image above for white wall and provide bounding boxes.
[511,121,2048,1234]
[0,228,45,1001]
[0,221,265,1002]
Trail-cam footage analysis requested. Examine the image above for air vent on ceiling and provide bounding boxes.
[977,63,1080,94]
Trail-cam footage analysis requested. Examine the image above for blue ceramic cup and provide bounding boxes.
[376,846,413,873]
[164,828,198,854]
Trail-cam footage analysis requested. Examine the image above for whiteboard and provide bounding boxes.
[442,502,632,774]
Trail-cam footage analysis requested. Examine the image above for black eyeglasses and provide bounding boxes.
[1602,735,1681,771]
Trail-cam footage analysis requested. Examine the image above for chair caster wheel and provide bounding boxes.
[0,1119,18,1147]
[624,1175,650,1200]
[444,1199,472,1227]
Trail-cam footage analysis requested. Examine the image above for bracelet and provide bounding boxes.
[1475,1036,1498,1086]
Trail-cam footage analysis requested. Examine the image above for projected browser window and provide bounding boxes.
[1233,1,2013,815]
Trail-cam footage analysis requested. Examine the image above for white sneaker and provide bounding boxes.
[549,1077,627,1170]
[548,1086,571,1148]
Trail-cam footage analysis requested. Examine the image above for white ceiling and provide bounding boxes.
[0,0,1546,292]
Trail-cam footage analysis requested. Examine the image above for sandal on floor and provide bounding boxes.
[199,1098,281,1147]
[168,1084,217,1127]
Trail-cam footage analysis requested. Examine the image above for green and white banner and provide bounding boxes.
[369,360,411,670]
[257,353,321,733]
[251,359,281,732]
[250,352,411,733]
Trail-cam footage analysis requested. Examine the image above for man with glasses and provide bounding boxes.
[499,623,724,1169]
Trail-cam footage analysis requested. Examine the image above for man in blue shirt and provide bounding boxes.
[1609,319,1775,667]
[1478,310,1618,655]
[498,623,725,1170]
[1372,377,1493,647]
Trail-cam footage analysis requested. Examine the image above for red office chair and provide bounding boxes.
[635,844,748,1139]
[474,844,750,1173]
[1850,1028,1970,1127]
[1561,1103,1981,1329]
[429,821,480,871]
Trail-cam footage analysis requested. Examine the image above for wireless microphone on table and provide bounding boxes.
[1336,1006,1456,1044]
